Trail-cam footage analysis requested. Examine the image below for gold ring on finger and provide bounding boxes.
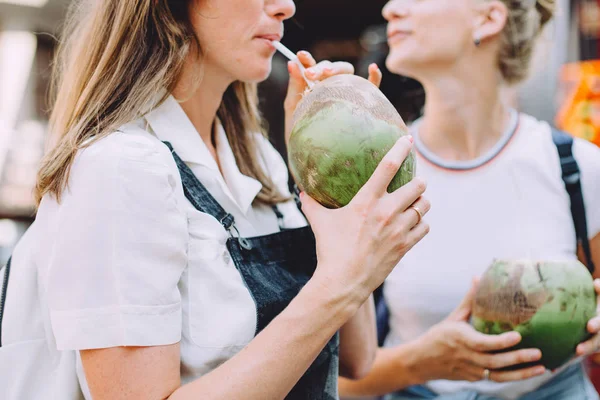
[483,368,491,381]
[409,205,423,225]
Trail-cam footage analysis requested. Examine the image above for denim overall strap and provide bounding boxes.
[163,142,252,249]
[165,142,340,399]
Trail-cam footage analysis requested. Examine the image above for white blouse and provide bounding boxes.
[384,113,600,399]
[8,95,308,398]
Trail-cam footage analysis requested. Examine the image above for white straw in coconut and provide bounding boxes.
[272,41,315,90]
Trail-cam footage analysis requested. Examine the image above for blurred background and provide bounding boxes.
[0,0,598,267]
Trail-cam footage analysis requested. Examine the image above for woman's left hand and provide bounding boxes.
[283,51,383,145]
[576,279,600,356]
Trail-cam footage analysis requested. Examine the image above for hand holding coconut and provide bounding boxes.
[412,279,546,383]
[472,260,599,372]
[297,135,429,302]
[279,48,427,299]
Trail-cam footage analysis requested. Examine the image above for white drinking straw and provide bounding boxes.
[272,41,315,90]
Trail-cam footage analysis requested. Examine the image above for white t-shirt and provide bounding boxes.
[383,111,600,399]
[5,95,307,399]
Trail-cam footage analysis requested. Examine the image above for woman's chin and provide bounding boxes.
[385,54,419,79]
[385,53,407,75]
[236,63,273,84]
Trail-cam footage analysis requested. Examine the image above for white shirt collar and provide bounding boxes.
[144,94,262,215]
[214,122,263,214]
[145,94,219,170]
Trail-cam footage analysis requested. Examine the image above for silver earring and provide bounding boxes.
[474,36,481,47]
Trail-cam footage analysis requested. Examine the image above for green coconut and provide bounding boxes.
[288,74,416,209]
[471,259,597,370]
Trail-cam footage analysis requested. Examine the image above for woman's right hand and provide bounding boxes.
[411,279,547,383]
[300,136,430,303]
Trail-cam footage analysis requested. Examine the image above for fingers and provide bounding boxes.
[298,192,326,227]
[387,177,428,214]
[577,332,600,356]
[388,196,431,253]
[483,365,547,383]
[457,325,522,353]
[368,63,383,88]
[285,52,354,112]
[356,136,415,200]
[297,51,317,69]
[284,51,317,105]
[471,348,542,371]
[402,219,430,251]
[461,363,546,383]
[397,196,431,230]
[589,316,600,335]
[305,61,355,81]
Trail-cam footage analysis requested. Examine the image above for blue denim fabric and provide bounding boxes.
[385,363,598,400]
[166,142,339,400]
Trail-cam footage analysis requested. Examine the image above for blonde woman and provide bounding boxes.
[1,1,433,399]
[339,0,600,399]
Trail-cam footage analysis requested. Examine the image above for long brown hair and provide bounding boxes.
[36,0,287,205]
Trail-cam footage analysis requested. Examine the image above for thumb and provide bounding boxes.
[368,63,383,88]
[299,192,325,226]
[448,277,480,322]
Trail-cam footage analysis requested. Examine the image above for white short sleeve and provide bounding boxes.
[47,133,188,351]
[574,138,600,239]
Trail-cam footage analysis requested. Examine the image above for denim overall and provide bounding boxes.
[165,142,340,400]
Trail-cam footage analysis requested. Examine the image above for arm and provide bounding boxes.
[339,343,423,397]
[339,281,546,398]
[338,295,378,380]
[82,277,363,400]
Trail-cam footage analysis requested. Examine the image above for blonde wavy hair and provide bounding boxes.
[496,0,556,84]
[36,0,287,206]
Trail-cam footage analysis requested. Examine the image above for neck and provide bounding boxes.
[416,60,513,161]
[173,58,233,145]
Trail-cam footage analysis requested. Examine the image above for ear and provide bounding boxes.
[472,1,509,44]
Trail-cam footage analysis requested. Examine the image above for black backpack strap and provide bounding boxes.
[374,284,390,347]
[551,128,596,274]
[0,257,12,347]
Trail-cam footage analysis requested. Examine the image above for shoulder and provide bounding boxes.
[56,120,183,211]
[572,136,600,173]
[513,114,573,167]
[72,120,177,183]
[516,113,600,230]
[517,113,600,171]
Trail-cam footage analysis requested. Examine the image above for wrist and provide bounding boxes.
[305,269,367,320]
[401,338,429,386]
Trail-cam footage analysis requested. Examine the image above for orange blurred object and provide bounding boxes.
[556,60,600,147]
